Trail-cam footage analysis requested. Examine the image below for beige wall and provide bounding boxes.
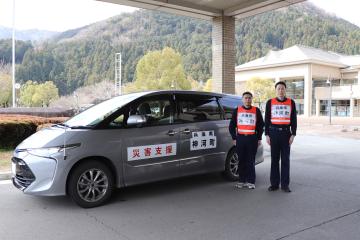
[235,64,308,82]
[315,85,360,100]
[312,64,341,79]
[342,71,358,80]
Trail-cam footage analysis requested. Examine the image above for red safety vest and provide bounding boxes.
[270,98,292,125]
[237,106,257,135]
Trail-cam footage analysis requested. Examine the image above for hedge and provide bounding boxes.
[0,107,74,117]
[0,115,68,149]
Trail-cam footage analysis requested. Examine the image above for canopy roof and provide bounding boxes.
[98,0,305,20]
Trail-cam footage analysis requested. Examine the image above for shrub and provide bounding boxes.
[0,115,68,149]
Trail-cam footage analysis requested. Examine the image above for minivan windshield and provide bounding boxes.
[64,92,147,127]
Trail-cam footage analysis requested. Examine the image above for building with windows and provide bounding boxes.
[235,45,360,117]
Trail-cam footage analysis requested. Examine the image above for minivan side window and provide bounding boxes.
[127,96,174,127]
[175,95,222,123]
[219,97,242,120]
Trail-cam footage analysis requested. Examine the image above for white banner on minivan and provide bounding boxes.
[190,130,217,151]
[127,143,177,161]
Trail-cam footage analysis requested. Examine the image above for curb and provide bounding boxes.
[0,172,11,181]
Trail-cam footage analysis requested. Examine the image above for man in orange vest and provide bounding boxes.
[229,91,264,189]
[265,81,297,193]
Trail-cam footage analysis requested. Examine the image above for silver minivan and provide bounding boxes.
[12,91,263,208]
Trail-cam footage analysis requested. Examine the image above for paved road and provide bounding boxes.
[1,135,359,240]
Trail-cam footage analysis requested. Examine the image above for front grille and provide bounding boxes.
[12,157,35,190]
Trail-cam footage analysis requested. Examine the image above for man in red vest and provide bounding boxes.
[229,91,264,189]
[265,81,297,193]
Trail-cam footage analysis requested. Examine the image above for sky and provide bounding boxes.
[0,0,359,32]
[309,0,360,27]
[0,0,136,32]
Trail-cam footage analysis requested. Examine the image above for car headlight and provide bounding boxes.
[24,143,81,158]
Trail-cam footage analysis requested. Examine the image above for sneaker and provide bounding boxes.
[247,183,255,189]
[235,182,246,188]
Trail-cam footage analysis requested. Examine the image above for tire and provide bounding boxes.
[223,148,239,181]
[68,161,114,208]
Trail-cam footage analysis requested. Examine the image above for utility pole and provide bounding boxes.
[115,53,122,95]
[12,0,16,107]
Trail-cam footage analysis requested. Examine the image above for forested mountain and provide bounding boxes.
[12,2,360,96]
[0,39,33,64]
[0,26,58,42]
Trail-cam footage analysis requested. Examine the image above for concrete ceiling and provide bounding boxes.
[98,0,305,20]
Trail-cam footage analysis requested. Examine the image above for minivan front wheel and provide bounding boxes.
[223,148,239,181]
[68,161,114,208]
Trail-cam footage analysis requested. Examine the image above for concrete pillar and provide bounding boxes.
[350,98,355,117]
[303,64,312,117]
[316,99,320,116]
[212,16,235,94]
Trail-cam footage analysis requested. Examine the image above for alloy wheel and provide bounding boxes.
[77,168,109,203]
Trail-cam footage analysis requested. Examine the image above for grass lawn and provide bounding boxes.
[0,149,13,172]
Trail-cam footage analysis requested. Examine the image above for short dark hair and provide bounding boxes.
[242,91,253,97]
[275,81,286,89]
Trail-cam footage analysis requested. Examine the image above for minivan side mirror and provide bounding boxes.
[127,115,147,127]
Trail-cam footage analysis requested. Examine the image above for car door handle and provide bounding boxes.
[167,130,178,136]
[182,128,191,134]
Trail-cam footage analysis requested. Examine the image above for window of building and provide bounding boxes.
[354,100,360,117]
[312,79,326,115]
[295,102,304,115]
[312,79,335,115]
[284,79,304,100]
[341,79,357,86]
[283,79,304,115]
[312,78,344,116]
[319,100,350,117]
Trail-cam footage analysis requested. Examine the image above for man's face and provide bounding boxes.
[243,94,253,107]
[276,84,286,98]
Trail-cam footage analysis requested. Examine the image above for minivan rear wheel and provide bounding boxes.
[68,161,114,208]
[223,148,239,181]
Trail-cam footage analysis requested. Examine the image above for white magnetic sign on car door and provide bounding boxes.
[127,143,177,161]
[190,130,217,151]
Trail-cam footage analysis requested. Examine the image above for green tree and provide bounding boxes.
[19,81,59,107]
[34,81,59,107]
[0,73,12,107]
[19,81,37,107]
[245,77,274,109]
[132,47,191,91]
[123,82,140,94]
[202,78,212,92]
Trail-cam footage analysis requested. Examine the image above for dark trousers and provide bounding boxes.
[269,128,291,188]
[236,134,258,184]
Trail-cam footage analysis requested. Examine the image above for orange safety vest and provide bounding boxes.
[237,106,257,135]
[270,98,292,125]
